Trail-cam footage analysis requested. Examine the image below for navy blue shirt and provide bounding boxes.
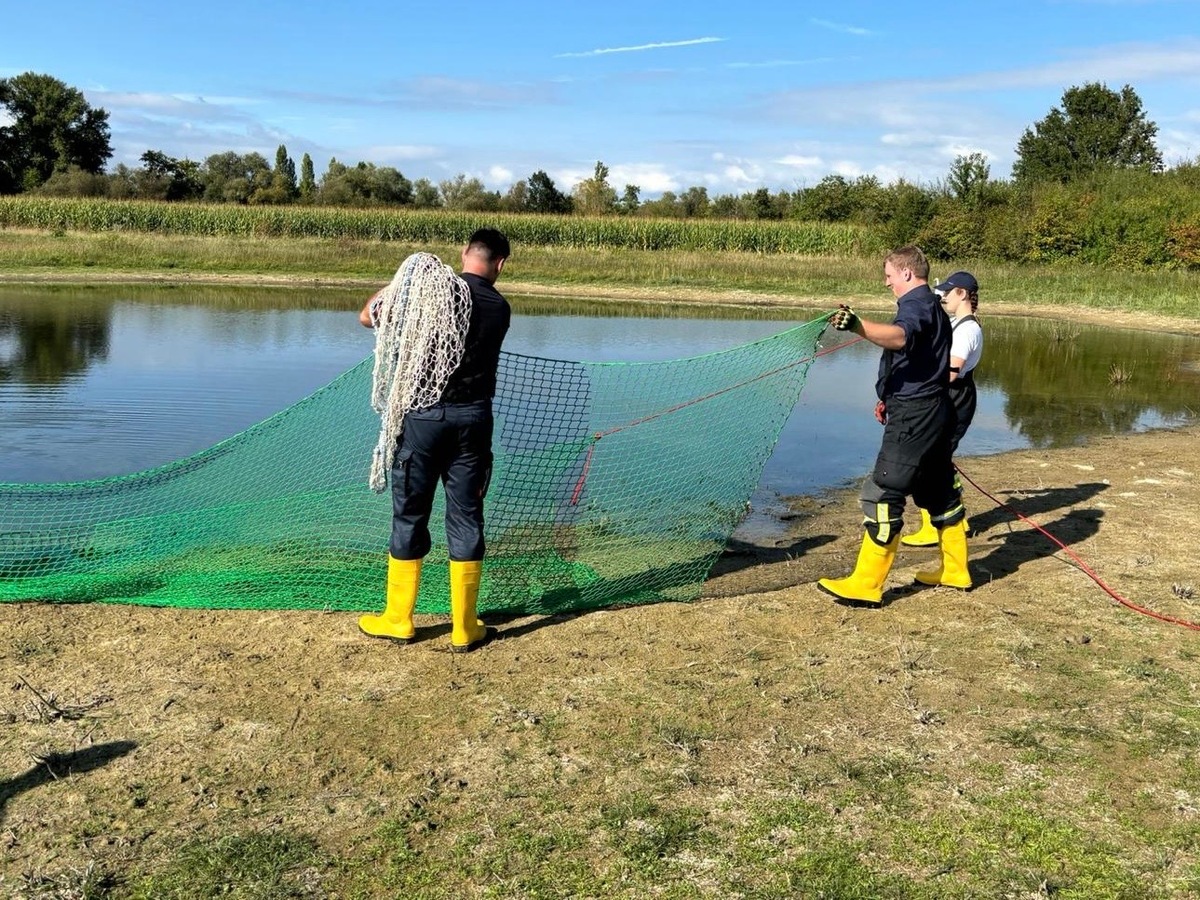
[440,272,511,403]
[875,284,951,402]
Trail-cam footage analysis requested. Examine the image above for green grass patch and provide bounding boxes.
[127,830,324,899]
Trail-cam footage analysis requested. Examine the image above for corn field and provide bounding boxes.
[0,196,883,255]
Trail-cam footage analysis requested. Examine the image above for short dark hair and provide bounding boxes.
[468,228,510,262]
[886,245,930,280]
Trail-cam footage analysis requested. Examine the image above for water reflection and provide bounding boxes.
[981,319,1198,447]
[0,300,111,385]
[0,286,1196,499]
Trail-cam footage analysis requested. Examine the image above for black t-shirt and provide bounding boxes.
[440,272,511,403]
[875,284,951,402]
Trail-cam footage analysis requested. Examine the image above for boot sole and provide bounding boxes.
[450,627,495,653]
[359,629,413,644]
[817,582,882,608]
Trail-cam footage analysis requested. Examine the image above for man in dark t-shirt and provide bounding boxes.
[817,245,971,607]
[357,228,512,651]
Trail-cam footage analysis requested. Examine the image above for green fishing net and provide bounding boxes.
[0,315,831,615]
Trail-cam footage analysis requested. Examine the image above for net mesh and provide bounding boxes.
[0,315,831,615]
[368,251,472,492]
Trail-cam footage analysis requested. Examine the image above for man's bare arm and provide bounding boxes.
[359,290,383,328]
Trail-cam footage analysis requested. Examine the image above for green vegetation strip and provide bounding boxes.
[4,226,1200,322]
[0,196,881,254]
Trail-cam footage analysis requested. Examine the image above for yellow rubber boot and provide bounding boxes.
[915,519,972,590]
[900,508,939,547]
[818,532,899,607]
[359,556,421,642]
[449,560,490,652]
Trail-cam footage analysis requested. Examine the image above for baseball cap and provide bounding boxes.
[934,271,978,295]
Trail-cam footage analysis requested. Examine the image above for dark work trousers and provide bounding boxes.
[859,393,963,544]
[390,400,494,562]
[948,374,977,455]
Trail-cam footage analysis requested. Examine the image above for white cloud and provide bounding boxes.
[810,18,876,37]
[903,37,1200,95]
[1157,127,1200,163]
[404,76,559,109]
[88,89,312,166]
[607,163,678,193]
[880,132,936,147]
[776,154,823,169]
[726,57,838,69]
[723,165,758,184]
[740,36,1200,184]
[268,78,561,111]
[830,160,865,178]
[943,143,994,161]
[489,164,514,184]
[555,37,724,59]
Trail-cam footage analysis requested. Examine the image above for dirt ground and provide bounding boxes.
[3,418,1200,893]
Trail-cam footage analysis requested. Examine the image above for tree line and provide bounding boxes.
[2,72,1198,267]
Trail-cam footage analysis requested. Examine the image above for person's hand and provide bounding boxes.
[874,400,887,425]
[830,304,858,332]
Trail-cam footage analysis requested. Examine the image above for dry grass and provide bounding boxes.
[3,426,1200,898]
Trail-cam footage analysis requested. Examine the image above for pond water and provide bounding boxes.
[2,284,1197,538]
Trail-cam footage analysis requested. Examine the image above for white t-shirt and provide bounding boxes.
[950,315,983,376]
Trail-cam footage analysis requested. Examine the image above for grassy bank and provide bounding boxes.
[5,428,1200,898]
[4,227,1200,324]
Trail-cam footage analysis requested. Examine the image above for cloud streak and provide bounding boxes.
[555,37,724,59]
[268,77,562,112]
[726,57,839,69]
[810,18,876,37]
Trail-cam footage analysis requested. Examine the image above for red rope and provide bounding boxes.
[570,321,1194,631]
[818,328,1196,632]
[955,463,1200,632]
[570,443,595,506]
[591,331,860,442]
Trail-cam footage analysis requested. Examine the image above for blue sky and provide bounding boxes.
[3,0,1199,197]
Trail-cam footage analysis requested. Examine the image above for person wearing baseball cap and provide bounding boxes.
[902,270,983,548]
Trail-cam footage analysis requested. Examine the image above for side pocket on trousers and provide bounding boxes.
[873,445,918,494]
[478,452,494,501]
[395,445,413,494]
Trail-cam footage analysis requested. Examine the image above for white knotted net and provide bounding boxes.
[368,252,473,492]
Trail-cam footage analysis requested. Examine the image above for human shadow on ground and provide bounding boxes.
[966,508,1104,588]
[889,507,1105,607]
[475,548,752,644]
[880,481,1109,606]
[0,740,137,823]
[961,481,1108,538]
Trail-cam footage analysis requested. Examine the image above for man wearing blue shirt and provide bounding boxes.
[818,245,970,606]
